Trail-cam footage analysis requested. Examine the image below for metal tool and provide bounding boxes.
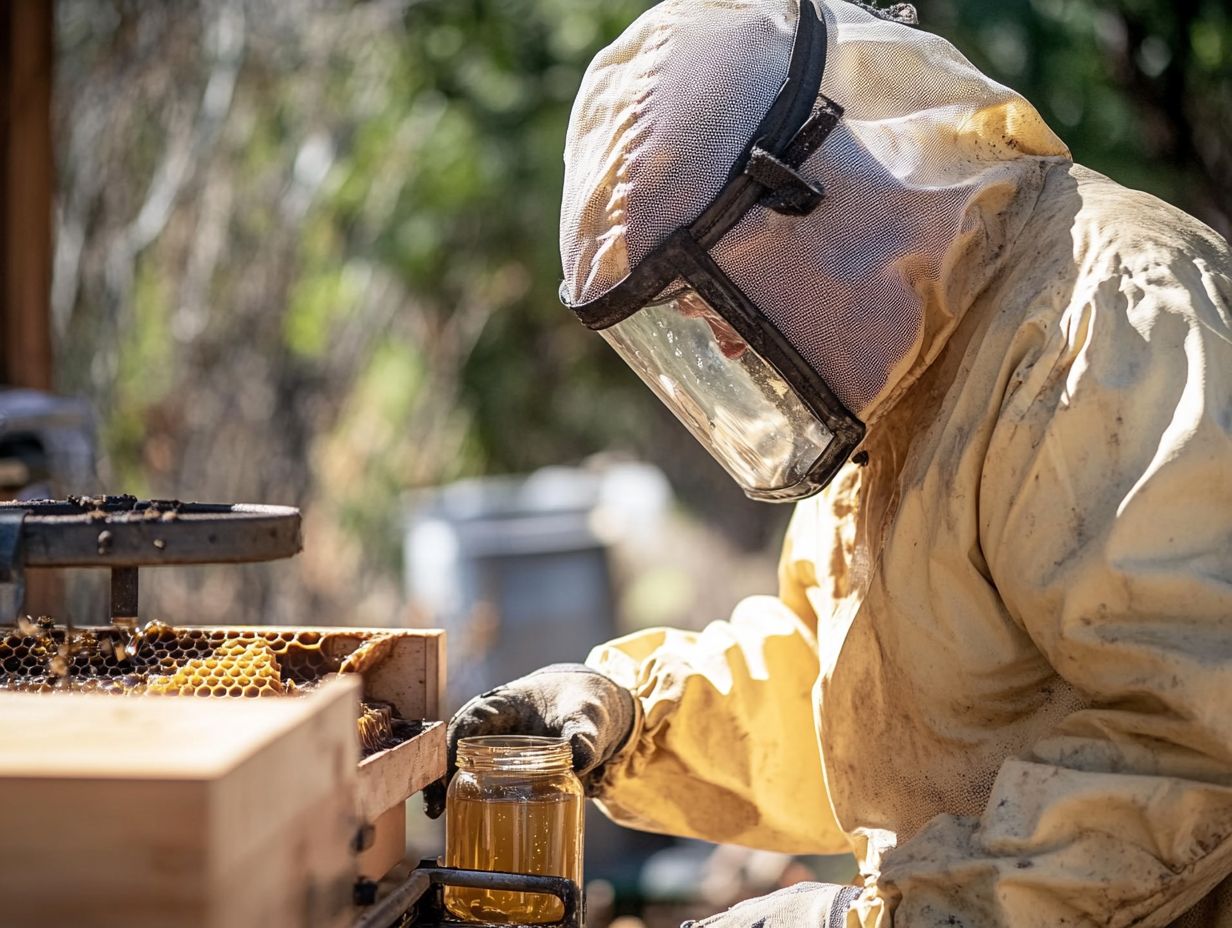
[0,495,300,622]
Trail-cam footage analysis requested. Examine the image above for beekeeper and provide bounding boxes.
[428,0,1232,924]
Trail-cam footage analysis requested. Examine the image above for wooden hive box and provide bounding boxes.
[0,676,361,928]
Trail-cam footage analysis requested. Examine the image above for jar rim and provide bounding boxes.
[456,735,574,772]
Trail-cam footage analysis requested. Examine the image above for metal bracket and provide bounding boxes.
[0,510,26,622]
[110,566,139,625]
[353,863,583,928]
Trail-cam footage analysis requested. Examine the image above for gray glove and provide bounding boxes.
[683,883,861,928]
[423,663,636,819]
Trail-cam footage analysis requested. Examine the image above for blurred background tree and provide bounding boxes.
[51,0,1230,627]
[931,0,1229,231]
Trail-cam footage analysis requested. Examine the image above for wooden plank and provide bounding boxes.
[357,803,408,882]
[425,627,444,719]
[0,0,53,390]
[362,630,445,721]
[357,720,444,820]
[0,777,212,924]
[0,684,345,777]
[208,678,361,928]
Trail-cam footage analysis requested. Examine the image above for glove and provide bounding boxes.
[683,883,861,928]
[423,663,636,819]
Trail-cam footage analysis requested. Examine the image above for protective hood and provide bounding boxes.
[560,0,1070,420]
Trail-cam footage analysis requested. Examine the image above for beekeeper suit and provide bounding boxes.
[430,0,1232,925]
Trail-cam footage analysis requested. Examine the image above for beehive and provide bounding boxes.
[0,623,446,895]
[0,500,448,917]
[0,677,362,928]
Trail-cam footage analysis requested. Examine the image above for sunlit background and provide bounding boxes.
[46,0,1231,922]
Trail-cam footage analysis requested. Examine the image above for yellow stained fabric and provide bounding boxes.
[588,164,1232,927]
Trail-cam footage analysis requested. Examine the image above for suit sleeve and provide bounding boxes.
[585,513,849,854]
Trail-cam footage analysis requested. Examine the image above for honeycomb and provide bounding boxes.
[145,638,287,698]
[0,620,418,755]
[355,701,428,754]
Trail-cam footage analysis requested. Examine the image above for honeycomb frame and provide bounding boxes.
[0,622,343,696]
[0,621,444,761]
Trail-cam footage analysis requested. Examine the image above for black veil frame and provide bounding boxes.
[559,0,866,501]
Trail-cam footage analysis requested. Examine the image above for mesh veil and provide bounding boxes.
[560,0,1069,415]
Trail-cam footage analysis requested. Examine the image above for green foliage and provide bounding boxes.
[928,0,1230,233]
[104,255,173,496]
[322,0,664,473]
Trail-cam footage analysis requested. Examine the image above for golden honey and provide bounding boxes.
[445,736,584,924]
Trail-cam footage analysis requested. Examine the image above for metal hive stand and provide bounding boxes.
[0,495,301,622]
[353,864,583,928]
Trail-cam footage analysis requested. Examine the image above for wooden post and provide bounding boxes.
[0,0,54,390]
[0,1,58,617]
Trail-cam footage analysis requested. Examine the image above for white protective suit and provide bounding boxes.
[564,1,1232,926]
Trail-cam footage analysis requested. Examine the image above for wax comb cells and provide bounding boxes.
[0,623,336,694]
[144,637,287,697]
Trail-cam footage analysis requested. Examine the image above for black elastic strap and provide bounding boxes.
[782,95,844,165]
[743,95,843,216]
[691,0,830,243]
[745,148,824,215]
[722,0,828,185]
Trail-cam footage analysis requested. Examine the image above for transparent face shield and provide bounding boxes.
[600,287,836,496]
[561,0,864,501]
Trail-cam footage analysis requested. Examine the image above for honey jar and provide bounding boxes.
[444,735,584,924]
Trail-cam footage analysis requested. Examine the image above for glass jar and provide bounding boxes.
[444,735,585,924]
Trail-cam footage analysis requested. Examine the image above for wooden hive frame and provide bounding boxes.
[174,624,447,883]
[174,626,448,824]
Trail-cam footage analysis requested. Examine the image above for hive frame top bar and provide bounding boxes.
[0,495,301,567]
